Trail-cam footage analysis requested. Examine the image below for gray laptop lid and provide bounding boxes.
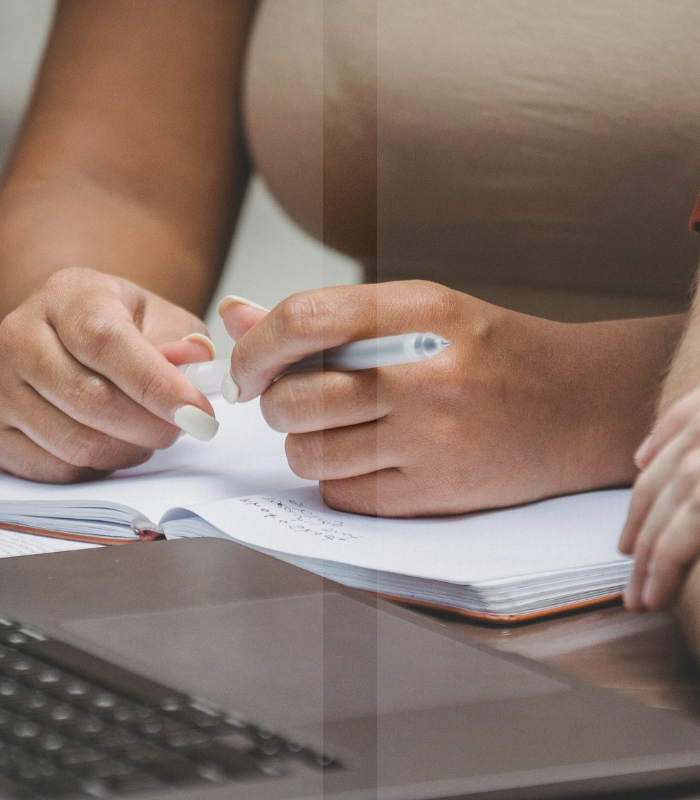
[1,538,700,800]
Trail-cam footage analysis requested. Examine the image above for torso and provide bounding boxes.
[243,0,700,320]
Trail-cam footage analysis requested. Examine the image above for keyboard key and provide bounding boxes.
[9,720,42,742]
[24,641,187,708]
[163,729,209,750]
[79,758,134,781]
[25,774,84,798]
[0,708,15,728]
[0,646,22,664]
[0,630,35,649]
[135,716,186,741]
[0,657,40,678]
[165,704,235,736]
[0,679,23,700]
[89,726,139,754]
[5,691,51,716]
[73,716,107,738]
[37,732,68,754]
[107,771,165,795]
[23,667,64,690]
[58,744,105,768]
[116,741,165,766]
[13,756,59,782]
[183,740,262,777]
[44,703,79,727]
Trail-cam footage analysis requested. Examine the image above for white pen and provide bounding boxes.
[179,332,451,395]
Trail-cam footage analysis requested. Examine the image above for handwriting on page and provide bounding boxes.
[0,529,98,559]
[238,497,363,543]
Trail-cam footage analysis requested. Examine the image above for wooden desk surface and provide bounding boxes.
[437,604,700,799]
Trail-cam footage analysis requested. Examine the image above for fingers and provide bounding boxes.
[158,333,216,366]
[50,301,214,429]
[0,425,129,485]
[226,281,454,401]
[642,503,700,610]
[624,474,690,611]
[16,326,180,451]
[3,378,155,469]
[0,267,221,484]
[260,371,390,433]
[320,469,439,518]
[619,432,690,555]
[285,420,399,481]
[0,267,220,485]
[621,405,700,612]
[30,270,218,440]
[218,296,269,341]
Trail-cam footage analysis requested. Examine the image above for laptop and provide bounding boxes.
[1,538,700,800]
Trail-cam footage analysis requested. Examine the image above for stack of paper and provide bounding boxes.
[0,396,633,622]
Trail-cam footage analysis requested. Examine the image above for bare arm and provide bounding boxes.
[0,1,258,481]
[0,0,256,317]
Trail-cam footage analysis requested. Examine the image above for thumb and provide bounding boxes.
[217,295,269,341]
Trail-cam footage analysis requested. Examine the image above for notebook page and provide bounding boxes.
[0,397,310,525]
[162,485,633,584]
[0,530,98,558]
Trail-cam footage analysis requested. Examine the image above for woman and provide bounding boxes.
[0,0,698,525]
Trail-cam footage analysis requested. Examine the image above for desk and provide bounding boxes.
[437,605,700,799]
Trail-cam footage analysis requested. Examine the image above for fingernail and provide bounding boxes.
[634,433,654,469]
[173,405,219,441]
[181,333,216,360]
[641,576,654,610]
[221,370,240,404]
[216,295,269,318]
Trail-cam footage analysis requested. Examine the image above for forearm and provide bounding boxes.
[0,0,256,318]
[0,180,228,318]
[551,314,685,491]
[657,284,700,414]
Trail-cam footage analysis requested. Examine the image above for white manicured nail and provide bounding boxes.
[181,333,216,359]
[173,405,219,441]
[217,295,269,317]
[221,371,240,404]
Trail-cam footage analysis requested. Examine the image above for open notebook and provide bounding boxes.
[0,396,633,623]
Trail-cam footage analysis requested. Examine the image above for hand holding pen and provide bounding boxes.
[180,332,451,395]
[214,281,608,519]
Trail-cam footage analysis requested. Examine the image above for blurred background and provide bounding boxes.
[0,1,360,354]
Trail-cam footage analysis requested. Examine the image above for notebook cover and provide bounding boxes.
[375,591,623,625]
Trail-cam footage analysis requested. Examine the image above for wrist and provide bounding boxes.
[0,178,213,318]
[657,304,700,414]
[556,315,684,491]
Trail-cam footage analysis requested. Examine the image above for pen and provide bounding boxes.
[179,332,451,395]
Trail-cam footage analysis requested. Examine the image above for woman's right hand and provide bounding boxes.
[0,267,218,483]
[223,282,680,517]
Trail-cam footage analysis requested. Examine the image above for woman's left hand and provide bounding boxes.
[620,387,700,611]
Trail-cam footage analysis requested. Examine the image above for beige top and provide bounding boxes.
[243,0,700,320]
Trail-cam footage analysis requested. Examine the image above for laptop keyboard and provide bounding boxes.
[0,618,338,799]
